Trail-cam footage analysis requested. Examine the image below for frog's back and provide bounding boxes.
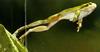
[59,6,81,15]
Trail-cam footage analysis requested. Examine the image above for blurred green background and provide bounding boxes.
[0,0,100,52]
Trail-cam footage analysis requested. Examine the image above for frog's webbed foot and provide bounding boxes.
[76,19,83,32]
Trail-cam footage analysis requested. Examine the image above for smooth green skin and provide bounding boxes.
[0,24,28,52]
[13,2,95,40]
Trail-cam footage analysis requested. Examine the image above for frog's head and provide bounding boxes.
[78,2,97,19]
[81,2,97,10]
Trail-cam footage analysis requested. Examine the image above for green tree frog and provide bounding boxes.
[13,2,97,40]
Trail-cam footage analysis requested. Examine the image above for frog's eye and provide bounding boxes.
[88,2,92,5]
[85,2,92,6]
[81,2,93,9]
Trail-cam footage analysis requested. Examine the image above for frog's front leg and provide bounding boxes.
[72,10,80,22]
[72,10,84,32]
[77,19,83,32]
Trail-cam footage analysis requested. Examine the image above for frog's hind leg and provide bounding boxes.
[13,20,48,36]
[19,25,49,40]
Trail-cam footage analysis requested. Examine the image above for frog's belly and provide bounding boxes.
[78,10,93,19]
[61,12,75,21]
[61,10,93,21]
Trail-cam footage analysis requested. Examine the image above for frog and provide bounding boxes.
[13,2,97,40]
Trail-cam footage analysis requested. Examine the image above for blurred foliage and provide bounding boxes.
[0,0,100,52]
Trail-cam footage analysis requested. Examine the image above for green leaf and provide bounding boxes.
[0,24,28,52]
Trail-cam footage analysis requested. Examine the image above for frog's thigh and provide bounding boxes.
[19,26,49,40]
[29,26,49,32]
